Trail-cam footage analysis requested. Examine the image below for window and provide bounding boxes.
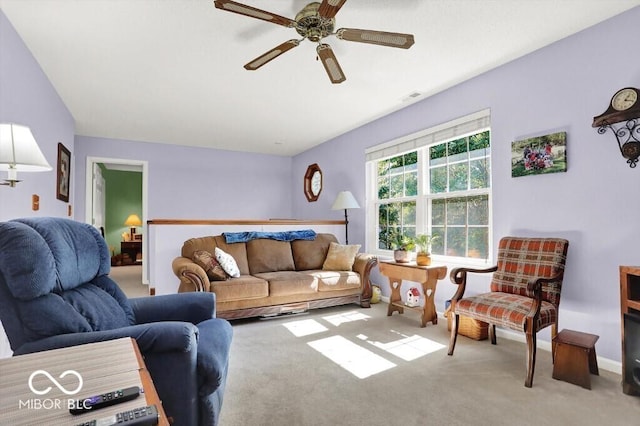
[377,152,417,249]
[366,111,491,261]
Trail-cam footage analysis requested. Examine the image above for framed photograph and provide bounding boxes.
[511,131,567,178]
[56,143,71,202]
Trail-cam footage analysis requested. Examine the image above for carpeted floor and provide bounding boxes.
[220,303,640,426]
[110,264,149,298]
[112,266,640,425]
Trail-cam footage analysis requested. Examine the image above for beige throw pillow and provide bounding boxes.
[322,242,361,271]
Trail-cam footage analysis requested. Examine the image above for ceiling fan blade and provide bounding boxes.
[214,0,296,28]
[244,40,300,70]
[316,44,346,84]
[336,28,415,49]
[318,0,347,19]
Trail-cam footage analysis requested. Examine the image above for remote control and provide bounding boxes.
[69,386,141,414]
[75,404,158,426]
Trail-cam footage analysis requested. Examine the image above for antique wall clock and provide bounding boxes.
[593,87,640,168]
[303,163,322,202]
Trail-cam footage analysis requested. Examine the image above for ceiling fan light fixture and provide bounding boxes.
[214,0,415,82]
[295,2,335,41]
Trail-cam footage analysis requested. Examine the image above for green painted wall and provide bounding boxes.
[102,169,142,255]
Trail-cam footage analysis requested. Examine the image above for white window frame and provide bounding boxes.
[365,110,492,267]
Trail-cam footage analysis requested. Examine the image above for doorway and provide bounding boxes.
[85,156,149,285]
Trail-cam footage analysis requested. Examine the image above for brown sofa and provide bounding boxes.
[172,233,377,320]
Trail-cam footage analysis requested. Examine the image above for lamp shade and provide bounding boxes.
[332,191,360,210]
[124,214,142,227]
[0,123,52,171]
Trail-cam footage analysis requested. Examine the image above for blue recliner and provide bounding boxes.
[0,217,233,425]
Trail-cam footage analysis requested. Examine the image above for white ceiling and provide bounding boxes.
[2,0,639,156]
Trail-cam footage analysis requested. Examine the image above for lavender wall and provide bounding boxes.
[0,11,74,220]
[0,10,75,358]
[74,136,293,221]
[293,7,640,364]
[3,4,640,365]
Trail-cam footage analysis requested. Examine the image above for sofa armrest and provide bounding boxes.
[172,256,211,292]
[353,253,378,306]
[130,293,217,324]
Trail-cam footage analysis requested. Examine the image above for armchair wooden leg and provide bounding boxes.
[551,323,558,363]
[489,324,497,345]
[525,331,537,388]
[448,313,459,355]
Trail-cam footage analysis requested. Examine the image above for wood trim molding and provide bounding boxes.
[148,219,346,225]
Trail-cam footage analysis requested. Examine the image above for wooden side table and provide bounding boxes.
[378,261,447,327]
[0,338,169,425]
[121,240,142,264]
[552,329,599,389]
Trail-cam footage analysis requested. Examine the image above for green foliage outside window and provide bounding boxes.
[378,152,417,199]
[375,130,490,259]
[378,201,416,250]
[428,130,490,258]
[431,195,489,258]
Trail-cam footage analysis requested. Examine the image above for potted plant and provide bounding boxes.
[389,230,415,263]
[415,234,437,266]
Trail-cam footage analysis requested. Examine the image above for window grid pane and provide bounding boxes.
[377,201,416,249]
[374,129,490,260]
[430,196,489,257]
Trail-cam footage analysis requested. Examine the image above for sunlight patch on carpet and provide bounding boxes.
[283,319,328,337]
[368,334,446,361]
[307,335,396,379]
[322,310,371,327]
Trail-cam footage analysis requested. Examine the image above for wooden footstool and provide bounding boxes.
[552,329,599,389]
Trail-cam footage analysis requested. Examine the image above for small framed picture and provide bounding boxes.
[511,131,567,178]
[56,143,71,202]
[134,234,143,241]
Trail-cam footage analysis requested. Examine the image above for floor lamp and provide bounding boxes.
[331,191,360,244]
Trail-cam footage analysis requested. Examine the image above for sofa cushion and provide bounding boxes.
[322,242,361,271]
[253,271,318,296]
[308,270,362,292]
[246,239,295,274]
[210,275,268,302]
[192,250,227,281]
[215,247,240,278]
[291,233,338,271]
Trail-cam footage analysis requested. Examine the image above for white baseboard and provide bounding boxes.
[492,326,621,375]
[376,299,621,375]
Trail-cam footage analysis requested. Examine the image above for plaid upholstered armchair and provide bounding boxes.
[447,237,569,387]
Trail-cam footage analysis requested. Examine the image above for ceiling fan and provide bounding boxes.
[213,0,415,84]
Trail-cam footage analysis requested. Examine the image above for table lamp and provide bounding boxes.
[124,214,142,241]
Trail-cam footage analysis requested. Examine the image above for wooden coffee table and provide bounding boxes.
[378,261,448,327]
